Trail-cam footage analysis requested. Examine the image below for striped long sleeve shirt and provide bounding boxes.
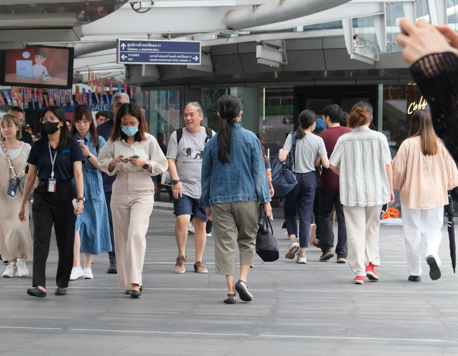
[329,126,392,207]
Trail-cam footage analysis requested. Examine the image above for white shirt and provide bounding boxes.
[0,142,31,161]
[97,133,168,177]
[32,64,48,77]
[329,126,392,207]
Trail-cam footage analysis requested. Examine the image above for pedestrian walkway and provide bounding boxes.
[0,209,457,355]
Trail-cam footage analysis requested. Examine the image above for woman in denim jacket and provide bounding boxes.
[200,95,272,304]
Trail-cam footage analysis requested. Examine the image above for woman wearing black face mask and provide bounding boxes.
[18,106,85,298]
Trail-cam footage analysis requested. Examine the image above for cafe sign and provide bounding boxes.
[407,96,428,114]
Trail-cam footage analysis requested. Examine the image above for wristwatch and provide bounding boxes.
[86,154,92,159]
[172,180,181,185]
[77,197,85,203]
[142,163,150,170]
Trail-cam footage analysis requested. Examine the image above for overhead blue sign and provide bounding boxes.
[117,40,201,65]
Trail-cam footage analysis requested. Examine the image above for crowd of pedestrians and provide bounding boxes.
[1,17,458,301]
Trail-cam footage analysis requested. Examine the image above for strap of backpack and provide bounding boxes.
[289,132,296,170]
[204,127,212,144]
[176,128,183,145]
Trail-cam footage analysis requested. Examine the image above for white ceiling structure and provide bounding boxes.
[0,0,455,85]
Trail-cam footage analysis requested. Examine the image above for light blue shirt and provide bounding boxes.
[329,126,392,207]
[74,131,106,172]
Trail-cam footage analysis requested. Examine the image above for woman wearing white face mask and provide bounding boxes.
[98,103,168,298]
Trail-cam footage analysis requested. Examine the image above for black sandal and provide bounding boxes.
[224,293,237,304]
[235,280,253,302]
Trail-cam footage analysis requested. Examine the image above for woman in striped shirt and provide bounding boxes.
[329,103,394,285]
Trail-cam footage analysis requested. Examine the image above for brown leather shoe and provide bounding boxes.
[337,255,347,264]
[194,261,208,274]
[175,255,187,274]
[319,248,334,261]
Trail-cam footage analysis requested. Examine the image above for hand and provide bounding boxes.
[110,155,125,166]
[80,144,90,156]
[173,181,183,199]
[397,18,458,65]
[436,25,458,50]
[206,207,212,221]
[18,206,26,222]
[126,158,147,167]
[263,202,272,220]
[269,185,275,198]
[389,190,395,205]
[74,201,84,216]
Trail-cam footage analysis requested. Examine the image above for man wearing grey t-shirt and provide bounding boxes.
[166,102,215,274]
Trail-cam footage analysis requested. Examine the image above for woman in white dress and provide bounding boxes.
[0,114,33,278]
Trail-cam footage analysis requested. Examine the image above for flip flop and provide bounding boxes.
[224,293,237,304]
[235,280,253,302]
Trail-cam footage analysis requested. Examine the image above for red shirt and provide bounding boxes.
[318,126,352,190]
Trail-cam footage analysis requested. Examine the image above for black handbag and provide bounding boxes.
[256,211,279,262]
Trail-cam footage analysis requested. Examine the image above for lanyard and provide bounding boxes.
[48,143,57,179]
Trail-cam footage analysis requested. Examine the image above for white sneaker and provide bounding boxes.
[83,267,93,279]
[188,223,195,234]
[206,233,212,237]
[297,254,307,264]
[70,267,83,280]
[16,259,29,277]
[285,231,289,239]
[285,241,300,259]
[2,263,17,278]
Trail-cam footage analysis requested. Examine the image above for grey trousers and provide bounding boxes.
[212,201,259,276]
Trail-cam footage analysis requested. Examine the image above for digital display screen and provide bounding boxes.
[2,46,74,89]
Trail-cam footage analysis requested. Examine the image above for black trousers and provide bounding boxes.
[105,191,116,263]
[32,180,76,288]
[318,189,348,258]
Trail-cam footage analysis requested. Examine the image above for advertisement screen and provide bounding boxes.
[3,46,73,89]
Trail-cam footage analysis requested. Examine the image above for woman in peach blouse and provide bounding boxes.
[393,110,458,282]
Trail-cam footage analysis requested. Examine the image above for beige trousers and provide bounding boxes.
[212,201,259,276]
[111,172,155,288]
[343,205,383,277]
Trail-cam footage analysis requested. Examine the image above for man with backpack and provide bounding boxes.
[166,102,215,274]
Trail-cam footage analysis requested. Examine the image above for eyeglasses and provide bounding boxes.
[40,116,60,123]
[115,103,124,108]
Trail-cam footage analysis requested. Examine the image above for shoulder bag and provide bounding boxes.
[256,210,279,262]
[1,142,32,200]
[271,132,297,197]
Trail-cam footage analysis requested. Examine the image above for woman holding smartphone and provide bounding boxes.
[19,105,85,298]
[70,105,111,281]
[98,103,167,298]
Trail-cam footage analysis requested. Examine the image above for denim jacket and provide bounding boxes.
[199,123,271,209]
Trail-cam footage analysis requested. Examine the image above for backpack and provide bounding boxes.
[177,127,213,145]
[271,132,297,197]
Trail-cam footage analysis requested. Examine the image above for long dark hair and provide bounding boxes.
[407,110,439,156]
[258,138,268,169]
[217,95,242,164]
[110,103,148,142]
[36,105,72,152]
[71,104,99,148]
[296,109,317,139]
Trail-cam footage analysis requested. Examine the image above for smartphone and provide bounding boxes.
[122,154,140,161]
[77,139,84,145]
[72,199,78,212]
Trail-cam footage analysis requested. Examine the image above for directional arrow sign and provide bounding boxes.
[117,39,201,65]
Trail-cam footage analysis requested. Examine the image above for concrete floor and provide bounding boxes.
[0,208,457,356]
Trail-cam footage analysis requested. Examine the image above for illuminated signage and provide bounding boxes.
[407,96,428,114]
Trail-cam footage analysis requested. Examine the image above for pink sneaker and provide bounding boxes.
[353,276,365,284]
[366,262,379,281]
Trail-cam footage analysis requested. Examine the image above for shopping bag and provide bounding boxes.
[256,211,279,262]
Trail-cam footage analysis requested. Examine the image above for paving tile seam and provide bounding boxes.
[0,325,451,343]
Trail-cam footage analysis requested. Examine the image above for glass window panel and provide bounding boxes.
[354,16,381,55]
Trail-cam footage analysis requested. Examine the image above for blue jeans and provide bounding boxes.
[284,172,317,248]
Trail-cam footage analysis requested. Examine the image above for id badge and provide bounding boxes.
[48,178,56,192]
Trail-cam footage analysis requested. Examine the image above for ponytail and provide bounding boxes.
[216,95,243,164]
[295,109,317,139]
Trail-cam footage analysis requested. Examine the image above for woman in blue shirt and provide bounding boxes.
[18,105,85,298]
[200,95,272,304]
[69,105,112,281]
